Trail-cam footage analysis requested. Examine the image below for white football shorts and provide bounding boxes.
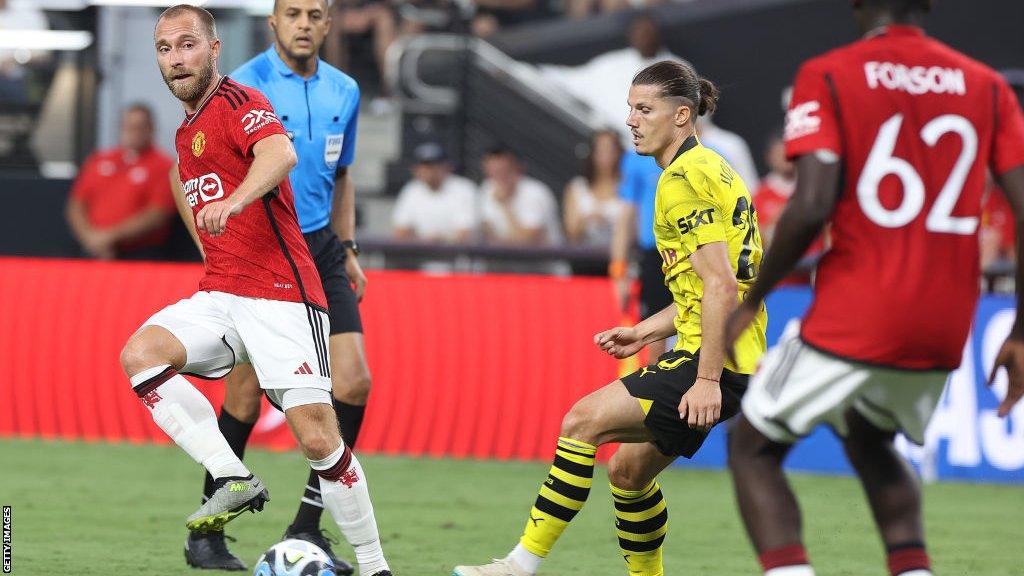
[140,291,332,409]
[742,330,949,445]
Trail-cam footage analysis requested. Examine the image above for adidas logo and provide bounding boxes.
[294,362,313,375]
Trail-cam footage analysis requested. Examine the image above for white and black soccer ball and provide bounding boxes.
[253,539,336,576]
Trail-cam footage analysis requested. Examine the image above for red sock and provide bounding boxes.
[759,544,809,571]
[887,544,930,575]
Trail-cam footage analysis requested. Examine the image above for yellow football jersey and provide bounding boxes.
[653,135,767,374]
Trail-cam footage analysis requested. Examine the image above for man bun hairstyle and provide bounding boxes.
[632,60,720,117]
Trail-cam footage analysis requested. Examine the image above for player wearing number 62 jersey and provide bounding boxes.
[725,2,1024,576]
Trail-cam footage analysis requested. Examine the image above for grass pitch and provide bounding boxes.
[1,439,1022,575]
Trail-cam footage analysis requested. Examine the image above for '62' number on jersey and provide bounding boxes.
[857,113,978,235]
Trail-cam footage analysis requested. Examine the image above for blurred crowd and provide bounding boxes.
[56,5,1019,281]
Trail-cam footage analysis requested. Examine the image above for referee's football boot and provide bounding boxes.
[183,530,246,571]
[186,474,269,532]
[282,526,355,576]
[453,558,532,576]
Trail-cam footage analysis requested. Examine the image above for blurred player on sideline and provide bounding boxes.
[121,6,392,576]
[175,1,368,572]
[725,2,1024,575]
[454,60,766,576]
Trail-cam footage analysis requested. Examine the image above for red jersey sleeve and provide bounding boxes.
[784,59,842,160]
[991,77,1024,176]
[70,154,98,202]
[224,89,288,158]
[146,154,176,212]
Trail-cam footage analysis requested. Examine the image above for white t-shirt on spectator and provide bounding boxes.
[539,48,684,141]
[480,176,563,245]
[700,119,759,192]
[392,174,479,242]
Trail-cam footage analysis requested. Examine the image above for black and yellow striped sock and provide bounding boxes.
[612,480,668,576]
[519,437,597,557]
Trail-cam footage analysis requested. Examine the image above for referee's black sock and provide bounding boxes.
[201,407,256,502]
[289,399,367,533]
[335,399,366,449]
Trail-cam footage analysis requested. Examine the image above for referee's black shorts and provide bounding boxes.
[303,226,363,335]
[621,349,748,458]
[638,248,673,320]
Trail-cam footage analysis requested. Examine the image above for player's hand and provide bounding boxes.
[594,326,643,359]
[724,300,760,366]
[196,199,245,236]
[345,253,368,302]
[987,334,1024,417]
[678,377,722,432]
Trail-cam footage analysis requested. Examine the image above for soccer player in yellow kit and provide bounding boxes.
[453,60,766,576]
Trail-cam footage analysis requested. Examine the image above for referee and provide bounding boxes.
[183,0,367,572]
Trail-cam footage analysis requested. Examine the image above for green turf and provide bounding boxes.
[0,438,1022,575]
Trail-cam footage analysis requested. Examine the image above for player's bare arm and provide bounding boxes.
[196,133,297,236]
[170,165,205,259]
[594,302,676,358]
[725,152,841,360]
[686,240,735,432]
[330,166,368,301]
[609,202,637,310]
[988,165,1024,416]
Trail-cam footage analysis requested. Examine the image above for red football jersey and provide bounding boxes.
[175,77,326,309]
[785,25,1024,370]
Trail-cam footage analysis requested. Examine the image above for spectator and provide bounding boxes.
[392,141,478,243]
[324,0,399,105]
[699,117,759,193]
[610,149,672,358]
[480,146,562,246]
[539,14,685,141]
[563,129,626,247]
[752,131,823,284]
[471,0,556,38]
[65,104,175,260]
[751,132,795,249]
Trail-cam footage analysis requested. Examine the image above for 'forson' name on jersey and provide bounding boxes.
[677,208,716,235]
[864,61,966,96]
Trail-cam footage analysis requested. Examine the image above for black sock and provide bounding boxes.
[289,468,326,533]
[289,399,367,533]
[202,407,255,501]
[335,399,366,449]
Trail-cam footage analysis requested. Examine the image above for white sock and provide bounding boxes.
[131,366,249,479]
[507,543,542,574]
[765,566,815,576]
[896,571,933,576]
[313,447,389,575]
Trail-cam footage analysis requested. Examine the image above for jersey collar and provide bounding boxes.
[864,24,925,39]
[266,44,320,81]
[184,76,226,126]
[670,134,700,165]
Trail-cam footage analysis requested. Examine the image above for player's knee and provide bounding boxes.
[120,334,162,377]
[333,368,371,405]
[726,419,762,470]
[223,391,261,424]
[607,454,647,491]
[297,429,338,461]
[560,401,599,444]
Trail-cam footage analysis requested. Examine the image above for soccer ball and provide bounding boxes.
[253,539,336,576]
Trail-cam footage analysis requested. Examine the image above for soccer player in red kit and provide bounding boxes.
[724,1,1024,575]
[119,5,392,575]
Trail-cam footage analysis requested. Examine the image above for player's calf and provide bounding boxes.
[284,399,391,576]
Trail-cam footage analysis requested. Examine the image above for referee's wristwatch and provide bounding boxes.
[341,239,360,256]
